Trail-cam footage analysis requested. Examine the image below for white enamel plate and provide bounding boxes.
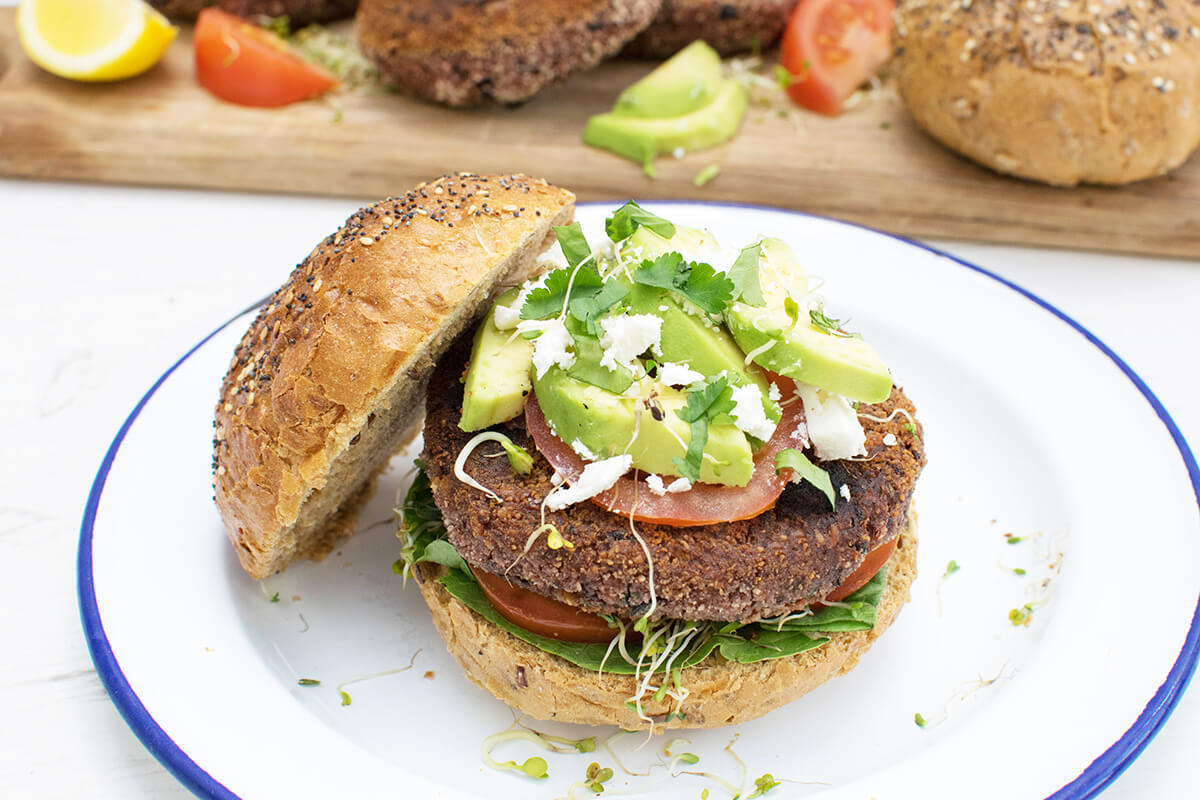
[79,203,1200,800]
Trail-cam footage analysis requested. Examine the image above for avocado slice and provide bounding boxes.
[724,301,893,404]
[627,284,779,423]
[459,290,535,432]
[623,223,714,263]
[613,40,724,119]
[584,78,748,167]
[535,367,754,486]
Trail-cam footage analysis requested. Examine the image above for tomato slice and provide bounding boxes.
[825,535,896,601]
[780,0,894,115]
[524,377,808,527]
[472,567,617,644]
[193,9,338,107]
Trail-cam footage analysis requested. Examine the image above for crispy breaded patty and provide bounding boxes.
[356,0,661,106]
[422,334,925,623]
[623,0,798,58]
[149,0,357,24]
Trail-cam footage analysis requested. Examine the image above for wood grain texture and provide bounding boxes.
[1,9,1199,257]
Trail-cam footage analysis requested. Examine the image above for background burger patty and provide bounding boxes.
[422,335,925,623]
[149,0,358,24]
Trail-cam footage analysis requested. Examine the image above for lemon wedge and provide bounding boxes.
[17,0,178,82]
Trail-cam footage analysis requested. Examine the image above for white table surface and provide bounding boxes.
[0,174,1197,799]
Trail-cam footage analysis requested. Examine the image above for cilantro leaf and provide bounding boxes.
[554,221,591,267]
[728,241,765,306]
[567,279,629,335]
[520,265,603,320]
[774,447,836,509]
[632,253,734,315]
[605,200,676,242]
[672,376,735,481]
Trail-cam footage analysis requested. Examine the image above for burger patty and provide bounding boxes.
[622,0,798,58]
[149,0,357,24]
[422,334,925,622]
[356,0,661,107]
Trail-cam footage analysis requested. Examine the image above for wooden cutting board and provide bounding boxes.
[2,9,1199,259]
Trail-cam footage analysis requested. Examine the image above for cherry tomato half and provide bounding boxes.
[781,0,894,115]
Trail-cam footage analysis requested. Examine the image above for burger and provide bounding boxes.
[212,173,924,731]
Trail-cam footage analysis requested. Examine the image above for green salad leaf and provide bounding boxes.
[672,375,736,482]
[555,222,592,268]
[774,448,836,509]
[728,241,765,306]
[605,200,676,242]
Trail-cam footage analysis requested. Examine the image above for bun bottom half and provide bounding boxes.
[417,511,917,730]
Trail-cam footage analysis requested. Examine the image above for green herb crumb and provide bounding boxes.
[297,678,321,686]
[694,164,721,187]
[944,560,960,578]
[1009,604,1034,626]
[914,712,927,728]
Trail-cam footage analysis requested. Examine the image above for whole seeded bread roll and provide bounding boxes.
[213,174,575,579]
[417,515,916,729]
[355,0,661,106]
[894,0,1200,185]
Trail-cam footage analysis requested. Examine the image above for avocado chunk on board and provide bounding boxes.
[459,289,534,432]
[585,78,748,168]
[534,367,755,486]
[613,40,724,119]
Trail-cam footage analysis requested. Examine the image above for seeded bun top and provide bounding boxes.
[894,0,1200,185]
[213,173,575,579]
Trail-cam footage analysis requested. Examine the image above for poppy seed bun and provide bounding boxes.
[355,0,661,106]
[417,515,916,729]
[213,174,575,579]
[894,0,1200,185]
[623,0,798,58]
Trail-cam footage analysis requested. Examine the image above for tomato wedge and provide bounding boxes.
[780,0,894,115]
[524,377,809,527]
[193,9,338,107]
[472,567,617,643]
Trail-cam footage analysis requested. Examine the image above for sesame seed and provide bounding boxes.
[381,216,393,226]
[964,37,977,50]
[1072,50,1085,61]
[1163,78,1176,92]
[359,236,373,246]
[1124,52,1137,65]
[1162,42,1172,55]
[1152,75,1165,87]
[1031,13,1043,23]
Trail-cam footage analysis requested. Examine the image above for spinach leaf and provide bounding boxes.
[555,222,592,268]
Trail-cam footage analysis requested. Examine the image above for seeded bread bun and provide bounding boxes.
[623,0,798,58]
[355,0,661,107]
[417,515,916,729]
[213,174,575,579]
[894,0,1200,186]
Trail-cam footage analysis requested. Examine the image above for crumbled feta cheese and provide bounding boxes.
[729,383,778,442]
[840,484,852,502]
[493,274,548,330]
[657,361,704,387]
[795,384,866,461]
[531,319,575,379]
[882,432,898,446]
[666,476,692,493]
[544,455,633,511]
[768,381,782,403]
[571,439,598,461]
[646,474,693,496]
[599,313,663,372]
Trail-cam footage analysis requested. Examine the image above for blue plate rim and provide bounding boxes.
[77,200,1200,800]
